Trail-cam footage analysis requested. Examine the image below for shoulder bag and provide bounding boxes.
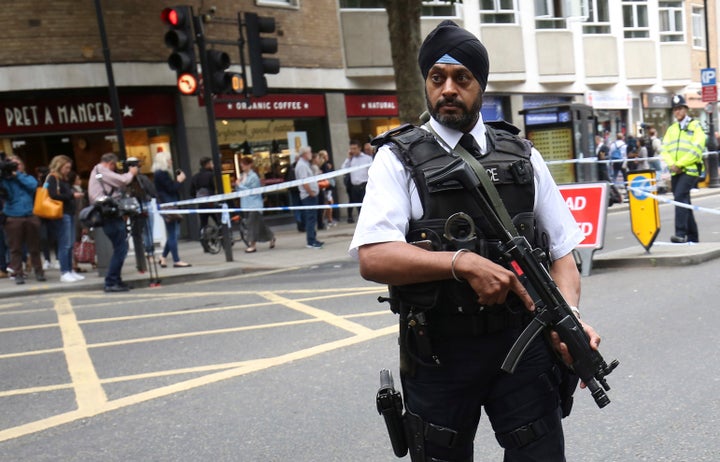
[33,176,63,220]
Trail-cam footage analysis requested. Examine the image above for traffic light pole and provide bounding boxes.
[93,0,127,159]
[194,14,234,262]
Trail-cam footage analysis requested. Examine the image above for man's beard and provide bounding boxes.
[426,93,482,132]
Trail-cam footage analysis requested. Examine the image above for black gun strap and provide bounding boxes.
[422,123,519,237]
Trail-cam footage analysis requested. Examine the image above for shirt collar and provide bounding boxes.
[428,113,487,153]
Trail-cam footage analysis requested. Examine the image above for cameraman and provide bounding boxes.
[0,155,46,284]
[88,152,138,292]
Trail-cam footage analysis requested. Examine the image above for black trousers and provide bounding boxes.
[671,173,699,242]
[402,331,564,461]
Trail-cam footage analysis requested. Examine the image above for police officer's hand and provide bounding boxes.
[549,320,601,389]
[454,252,535,310]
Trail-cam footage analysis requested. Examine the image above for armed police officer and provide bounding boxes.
[350,21,602,461]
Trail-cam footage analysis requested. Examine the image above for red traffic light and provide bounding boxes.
[161,7,186,27]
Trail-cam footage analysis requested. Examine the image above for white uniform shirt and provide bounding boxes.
[349,116,584,262]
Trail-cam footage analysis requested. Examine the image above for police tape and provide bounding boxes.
[159,164,368,209]
[624,185,720,216]
[156,202,363,215]
[545,150,719,166]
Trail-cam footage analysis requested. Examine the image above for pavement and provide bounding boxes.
[3,186,720,299]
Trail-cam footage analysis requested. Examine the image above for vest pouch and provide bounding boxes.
[512,212,536,244]
[393,281,442,313]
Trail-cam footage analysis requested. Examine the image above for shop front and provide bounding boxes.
[586,90,632,138]
[0,91,178,183]
[641,93,672,137]
[213,93,330,215]
[344,94,400,144]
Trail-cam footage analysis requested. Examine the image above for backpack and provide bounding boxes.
[644,137,655,157]
[610,142,623,160]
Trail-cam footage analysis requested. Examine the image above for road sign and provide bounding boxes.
[558,182,608,276]
[701,68,717,102]
[627,170,660,251]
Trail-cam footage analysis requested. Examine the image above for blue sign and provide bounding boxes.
[702,68,716,86]
[629,174,653,200]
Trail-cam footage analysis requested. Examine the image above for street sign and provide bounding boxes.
[558,182,608,276]
[627,170,660,251]
[701,68,717,102]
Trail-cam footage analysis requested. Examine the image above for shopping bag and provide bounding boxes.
[33,185,63,220]
[73,234,96,264]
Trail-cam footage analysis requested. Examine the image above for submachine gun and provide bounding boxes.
[426,156,619,408]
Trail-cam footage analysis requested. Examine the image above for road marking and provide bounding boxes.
[0,324,396,443]
[53,296,107,412]
[259,291,375,335]
[0,287,396,443]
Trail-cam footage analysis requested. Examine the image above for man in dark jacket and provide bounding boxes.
[190,156,217,230]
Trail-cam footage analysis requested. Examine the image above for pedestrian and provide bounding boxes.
[46,155,86,282]
[295,146,323,249]
[661,94,706,243]
[189,156,219,233]
[0,155,45,284]
[235,156,276,253]
[318,149,337,227]
[36,165,58,271]
[609,133,627,186]
[88,152,138,292]
[153,151,191,268]
[341,139,372,223]
[595,134,610,181]
[349,20,601,461]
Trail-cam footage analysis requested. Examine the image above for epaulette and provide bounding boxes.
[485,119,521,135]
[370,123,416,147]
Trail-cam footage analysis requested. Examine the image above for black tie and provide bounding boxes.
[458,133,481,158]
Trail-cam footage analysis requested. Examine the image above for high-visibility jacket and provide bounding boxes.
[661,118,706,177]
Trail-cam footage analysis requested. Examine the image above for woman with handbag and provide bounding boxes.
[152,151,191,268]
[0,155,45,284]
[234,156,275,253]
[47,155,86,283]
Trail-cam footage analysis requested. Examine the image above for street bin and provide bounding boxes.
[93,226,113,278]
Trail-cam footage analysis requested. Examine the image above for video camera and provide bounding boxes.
[0,152,19,180]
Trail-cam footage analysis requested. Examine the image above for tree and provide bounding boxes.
[385,0,425,124]
[384,0,461,124]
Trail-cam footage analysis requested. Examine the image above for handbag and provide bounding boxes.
[33,178,63,220]
[161,206,183,223]
[73,234,96,264]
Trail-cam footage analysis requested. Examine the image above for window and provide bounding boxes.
[692,5,705,48]
[534,0,587,29]
[480,0,518,24]
[622,0,649,38]
[420,1,457,17]
[658,1,685,43]
[339,0,384,8]
[256,0,299,7]
[582,0,610,34]
[339,0,457,17]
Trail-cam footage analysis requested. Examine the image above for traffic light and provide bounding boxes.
[244,12,280,97]
[161,6,199,95]
[206,49,244,94]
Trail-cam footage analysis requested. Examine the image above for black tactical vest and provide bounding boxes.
[372,121,538,314]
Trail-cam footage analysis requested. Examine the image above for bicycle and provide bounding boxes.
[200,213,249,254]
